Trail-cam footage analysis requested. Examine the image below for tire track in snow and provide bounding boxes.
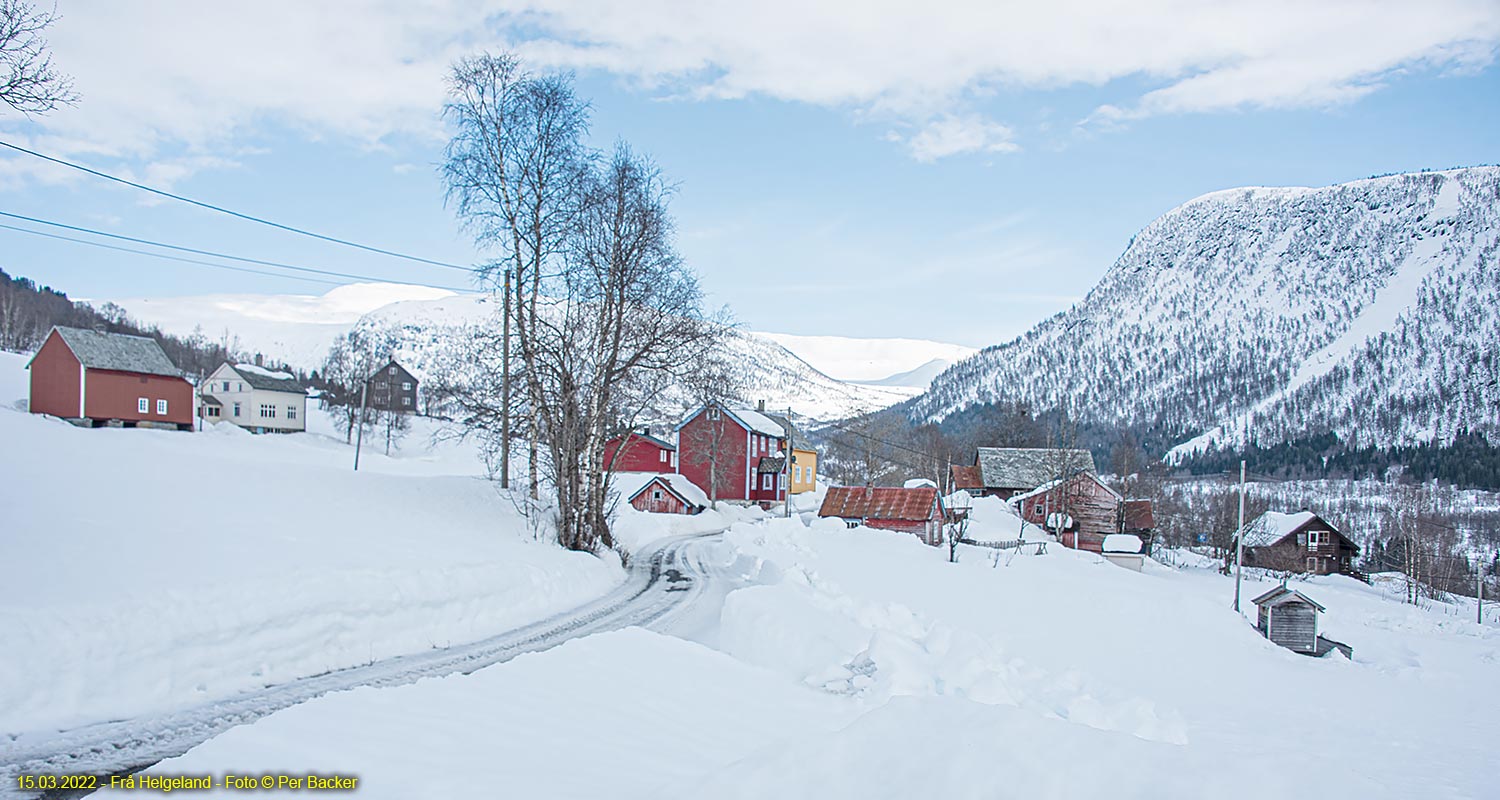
[0,530,727,799]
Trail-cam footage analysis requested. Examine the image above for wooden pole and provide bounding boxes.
[353,377,368,472]
[1233,459,1246,612]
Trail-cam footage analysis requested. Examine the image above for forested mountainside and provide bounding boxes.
[910,167,1500,470]
[350,293,914,422]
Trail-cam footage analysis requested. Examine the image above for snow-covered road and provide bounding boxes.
[0,531,730,798]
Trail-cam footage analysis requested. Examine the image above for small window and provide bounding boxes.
[660,450,668,463]
[206,406,219,418]
[389,366,397,375]
[671,452,678,467]
[233,402,241,417]
[260,404,277,419]
[402,397,411,407]
[156,399,168,415]
[402,382,412,390]
[1307,557,1318,572]
[222,381,230,392]
[287,405,297,420]
[137,397,148,413]
[652,489,663,500]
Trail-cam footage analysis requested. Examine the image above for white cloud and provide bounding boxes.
[904,115,1019,162]
[0,0,1494,179]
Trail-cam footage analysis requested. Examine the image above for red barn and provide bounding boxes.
[1009,471,1145,553]
[603,430,677,473]
[616,473,708,515]
[675,402,789,507]
[27,326,194,430]
[818,486,946,546]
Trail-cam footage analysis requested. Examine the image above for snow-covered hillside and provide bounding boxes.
[0,351,620,735]
[110,284,946,417]
[151,512,1499,799]
[910,167,1500,454]
[353,293,918,420]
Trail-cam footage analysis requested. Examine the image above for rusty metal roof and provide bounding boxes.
[819,486,941,522]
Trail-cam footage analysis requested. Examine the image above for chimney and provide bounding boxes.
[254,353,263,367]
[757,399,765,412]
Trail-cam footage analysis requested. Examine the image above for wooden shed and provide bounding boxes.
[616,472,708,515]
[818,486,946,546]
[27,326,194,430]
[1251,586,1324,654]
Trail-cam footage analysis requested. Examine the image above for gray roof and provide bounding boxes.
[48,326,183,378]
[1251,586,1326,612]
[762,412,812,451]
[228,364,308,395]
[975,447,1096,490]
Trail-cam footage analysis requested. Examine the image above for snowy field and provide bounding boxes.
[0,351,622,734]
[152,500,1498,799]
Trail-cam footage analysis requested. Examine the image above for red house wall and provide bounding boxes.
[677,410,751,502]
[603,434,673,473]
[629,480,693,514]
[27,330,82,418]
[84,370,194,426]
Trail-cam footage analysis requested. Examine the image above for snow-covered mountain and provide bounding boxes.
[109,284,966,419]
[909,167,1500,455]
[353,293,917,420]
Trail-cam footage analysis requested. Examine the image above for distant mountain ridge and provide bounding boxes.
[908,167,1500,457]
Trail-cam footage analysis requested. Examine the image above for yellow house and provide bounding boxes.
[765,411,818,494]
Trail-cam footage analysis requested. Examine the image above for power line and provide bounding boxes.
[0,223,345,287]
[0,138,473,272]
[0,211,475,292]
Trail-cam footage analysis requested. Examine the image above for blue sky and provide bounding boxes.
[1,2,1496,347]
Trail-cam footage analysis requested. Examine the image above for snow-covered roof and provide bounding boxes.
[1234,510,1319,548]
[229,363,308,395]
[975,447,1096,490]
[614,472,710,509]
[729,407,786,438]
[40,326,183,378]
[1103,534,1143,554]
[1006,471,1122,505]
[904,478,938,489]
[1250,585,1326,612]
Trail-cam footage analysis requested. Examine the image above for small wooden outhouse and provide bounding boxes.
[1251,586,1324,654]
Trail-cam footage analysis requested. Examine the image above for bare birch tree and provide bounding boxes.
[0,0,74,115]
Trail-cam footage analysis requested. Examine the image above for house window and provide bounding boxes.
[206,406,220,418]
[1307,557,1318,572]
[402,397,411,407]
[653,489,663,500]
[402,382,412,390]
[660,450,668,463]
[260,404,277,419]
[1307,531,1324,549]
[221,381,230,392]
[233,402,241,417]
[389,366,397,375]
[671,452,678,467]
[287,405,297,420]
[137,397,148,413]
[156,399,168,415]
[708,408,720,420]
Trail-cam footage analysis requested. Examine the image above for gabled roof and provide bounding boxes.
[757,455,786,474]
[975,447,1096,490]
[1251,585,1326,612]
[762,412,813,452]
[819,486,942,523]
[1233,510,1354,551]
[674,402,786,439]
[1007,471,1121,506]
[950,464,983,491]
[615,472,709,509]
[36,326,183,378]
[609,430,676,452]
[226,363,308,395]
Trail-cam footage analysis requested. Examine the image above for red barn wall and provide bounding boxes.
[84,370,194,426]
[678,411,750,502]
[27,331,83,418]
[629,481,693,514]
[604,435,673,473]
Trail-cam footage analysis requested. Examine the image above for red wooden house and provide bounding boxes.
[603,430,677,473]
[675,401,789,507]
[27,326,194,430]
[818,486,946,546]
[1009,471,1147,553]
[616,473,708,515]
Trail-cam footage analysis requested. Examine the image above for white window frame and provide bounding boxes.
[1307,530,1324,549]
[659,450,668,463]
[233,402,241,417]
[287,405,297,420]
[137,397,148,413]
[156,399,168,415]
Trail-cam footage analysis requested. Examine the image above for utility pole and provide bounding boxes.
[353,376,369,472]
[1233,459,1247,613]
[500,267,511,490]
[1479,562,1485,625]
[783,407,793,519]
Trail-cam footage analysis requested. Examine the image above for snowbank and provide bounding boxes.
[0,353,623,734]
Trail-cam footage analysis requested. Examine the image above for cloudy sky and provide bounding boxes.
[1,1,1497,347]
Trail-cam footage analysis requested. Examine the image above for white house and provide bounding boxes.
[199,363,308,433]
